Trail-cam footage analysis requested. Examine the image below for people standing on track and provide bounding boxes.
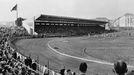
[83,48,87,56]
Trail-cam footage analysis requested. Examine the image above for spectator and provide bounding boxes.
[113,60,128,75]
[79,62,88,75]
[32,62,37,71]
[60,68,66,75]
[28,56,32,68]
[12,51,17,59]
[24,57,29,66]
[66,69,73,75]
[43,68,49,75]
[24,56,32,67]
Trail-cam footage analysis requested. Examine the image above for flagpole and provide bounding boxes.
[11,4,18,26]
[16,4,18,19]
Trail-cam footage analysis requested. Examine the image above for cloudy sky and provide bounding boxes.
[0,0,134,21]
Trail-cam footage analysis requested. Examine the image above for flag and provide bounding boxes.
[11,4,17,12]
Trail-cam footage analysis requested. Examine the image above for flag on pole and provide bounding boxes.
[11,4,17,12]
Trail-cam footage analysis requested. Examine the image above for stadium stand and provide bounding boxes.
[34,14,108,37]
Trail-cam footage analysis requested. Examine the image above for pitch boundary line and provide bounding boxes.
[48,40,134,68]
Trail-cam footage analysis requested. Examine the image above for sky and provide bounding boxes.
[0,0,134,21]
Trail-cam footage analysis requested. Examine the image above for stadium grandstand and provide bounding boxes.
[23,14,109,36]
[33,14,108,36]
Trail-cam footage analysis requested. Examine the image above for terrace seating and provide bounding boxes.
[35,24,107,37]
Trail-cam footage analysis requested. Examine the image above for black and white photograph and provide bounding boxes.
[0,0,134,75]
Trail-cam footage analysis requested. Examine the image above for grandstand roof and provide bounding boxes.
[35,14,108,25]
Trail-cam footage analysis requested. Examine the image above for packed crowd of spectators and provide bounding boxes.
[35,25,107,37]
[87,30,132,40]
[0,37,41,75]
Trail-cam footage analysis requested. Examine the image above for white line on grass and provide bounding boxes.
[48,40,134,68]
